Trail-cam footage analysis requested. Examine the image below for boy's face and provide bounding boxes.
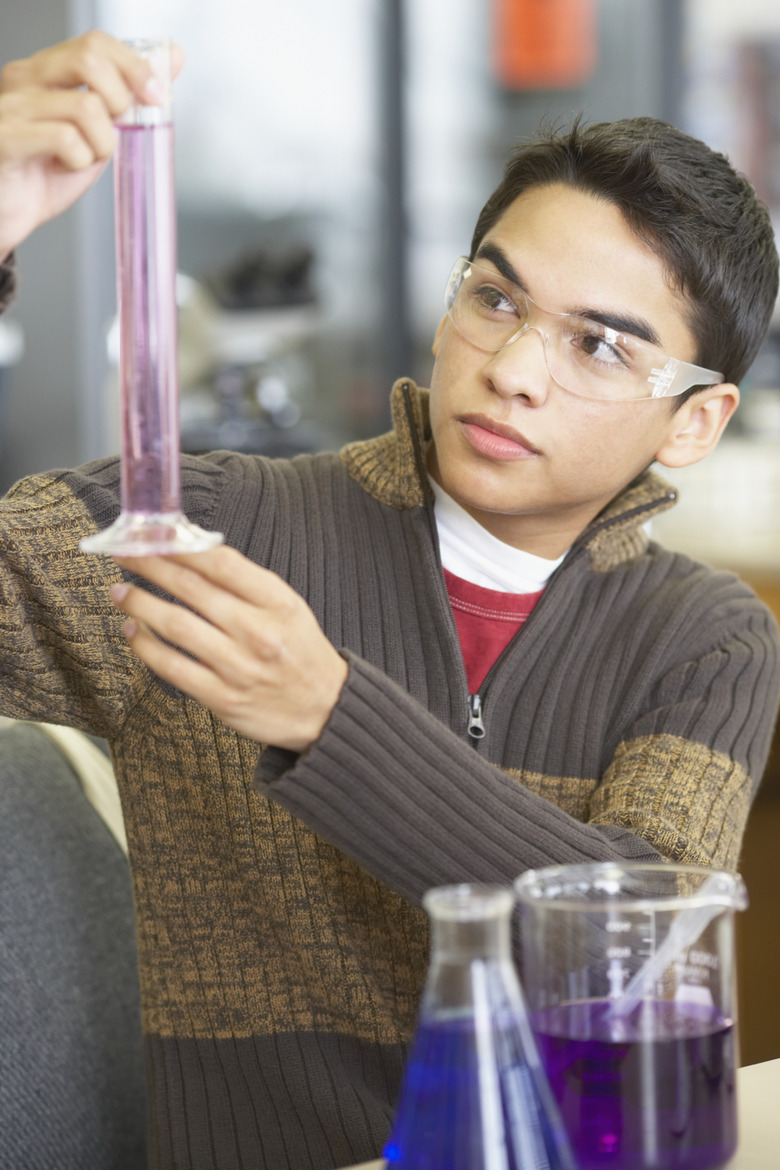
[428,182,733,557]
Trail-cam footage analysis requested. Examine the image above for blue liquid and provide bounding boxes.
[534,1000,737,1170]
[384,1014,572,1170]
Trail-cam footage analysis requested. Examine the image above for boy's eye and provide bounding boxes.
[581,333,620,362]
[473,283,516,313]
[575,326,628,368]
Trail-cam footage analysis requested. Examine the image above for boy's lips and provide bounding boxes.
[458,413,542,460]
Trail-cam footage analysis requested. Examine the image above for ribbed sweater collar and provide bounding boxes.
[340,379,680,572]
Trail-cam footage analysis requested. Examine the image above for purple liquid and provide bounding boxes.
[384,1014,572,1169]
[114,122,180,515]
[534,1000,737,1170]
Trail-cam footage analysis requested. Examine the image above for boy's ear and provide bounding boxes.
[432,315,447,356]
[654,383,740,469]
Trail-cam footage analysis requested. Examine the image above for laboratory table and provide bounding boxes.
[343,1057,780,1169]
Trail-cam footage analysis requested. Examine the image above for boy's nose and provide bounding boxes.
[483,324,552,403]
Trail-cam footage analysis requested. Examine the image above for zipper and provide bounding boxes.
[467,693,486,740]
[403,379,479,745]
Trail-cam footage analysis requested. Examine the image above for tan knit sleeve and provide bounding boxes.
[588,735,752,871]
[0,468,150,739]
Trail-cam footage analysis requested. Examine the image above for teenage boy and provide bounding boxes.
[1,32,779,1170]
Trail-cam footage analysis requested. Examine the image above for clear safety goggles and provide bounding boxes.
[444,256,723,402]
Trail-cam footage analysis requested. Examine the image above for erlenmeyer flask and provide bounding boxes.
[384,884,575,1170]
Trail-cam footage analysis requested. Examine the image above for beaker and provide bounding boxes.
[384,884,575,1170]
[514,862,748,1170]
[81,38,223,556]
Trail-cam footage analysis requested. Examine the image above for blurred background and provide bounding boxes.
[2,0,780,1063]
[3,0,779,494]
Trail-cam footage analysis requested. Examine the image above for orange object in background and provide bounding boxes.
[493,0,598,89]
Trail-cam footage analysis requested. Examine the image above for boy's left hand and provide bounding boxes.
[110,547,348,753]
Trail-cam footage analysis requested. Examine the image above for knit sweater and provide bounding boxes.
[1,348,779,1167]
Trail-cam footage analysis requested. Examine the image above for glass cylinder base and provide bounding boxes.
[79,512,224,556]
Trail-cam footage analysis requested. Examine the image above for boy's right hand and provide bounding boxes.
[0,30,180,261]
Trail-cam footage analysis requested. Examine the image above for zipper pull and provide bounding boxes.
[467,693,486,740]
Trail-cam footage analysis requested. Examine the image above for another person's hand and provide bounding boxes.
[110,548,349,754]
[0,30,183,260]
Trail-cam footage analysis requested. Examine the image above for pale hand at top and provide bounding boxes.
[0,30,183,262]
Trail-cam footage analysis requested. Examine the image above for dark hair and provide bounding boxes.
[471,116,779,399]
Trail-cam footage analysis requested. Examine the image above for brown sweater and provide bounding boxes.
[1,350,778,1168]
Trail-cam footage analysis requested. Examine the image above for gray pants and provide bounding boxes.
[0,722,147,1169]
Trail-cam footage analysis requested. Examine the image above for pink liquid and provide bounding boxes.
[114,122,180,515]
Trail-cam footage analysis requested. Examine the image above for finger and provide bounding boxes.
[112,561,285,667]
[166,548,294,609]
[0,120,103,171]
[51,34,147,118]
[111,580,247,678]
[118,548,294,612]
[170,43,186,81]
[2,32,180,119]
[112,578,285,694]
[0,87,116,160]
[122,618,236,711]
[3,34,128,117]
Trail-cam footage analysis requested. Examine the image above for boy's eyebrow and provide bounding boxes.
[474,241,528,291]
[474,240,661,346]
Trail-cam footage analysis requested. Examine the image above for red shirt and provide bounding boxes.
[443,568,544,693]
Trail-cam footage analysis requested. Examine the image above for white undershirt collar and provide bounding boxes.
[428,475,566,593]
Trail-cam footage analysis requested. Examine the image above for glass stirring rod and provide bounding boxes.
[81,38,223,556]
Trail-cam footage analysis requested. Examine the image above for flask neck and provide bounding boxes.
[425,885,515,964]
